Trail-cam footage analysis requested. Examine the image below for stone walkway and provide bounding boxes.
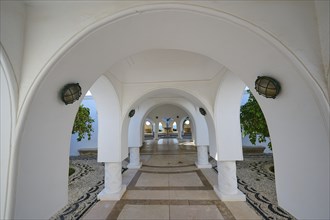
[51,139,295,219]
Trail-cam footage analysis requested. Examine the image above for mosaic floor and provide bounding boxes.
[51,139,296,219]
[210,155,295,219]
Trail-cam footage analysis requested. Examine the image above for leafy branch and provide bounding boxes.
[240,90,272,149]
[72,105,94,141]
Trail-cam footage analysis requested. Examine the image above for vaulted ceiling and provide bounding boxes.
[108,49,225,84]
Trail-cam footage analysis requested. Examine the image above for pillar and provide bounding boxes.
[154,122,159,140]
[127,147,142,169]
[195,145,212,168]
[177,121,182,139]
[98,162,126,200]
[213,161,245,201]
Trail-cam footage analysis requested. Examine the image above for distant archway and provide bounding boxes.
[124,89,212,150]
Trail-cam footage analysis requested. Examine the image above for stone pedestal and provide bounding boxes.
[195,145,212,168]
[127,147,142,169]
[98,162,126,200]
[213,161,245,201]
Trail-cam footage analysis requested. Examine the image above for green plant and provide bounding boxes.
[72,105,94,141]
[240,90,272,149]
[69,167,75,176]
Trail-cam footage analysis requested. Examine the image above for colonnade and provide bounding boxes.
[99,142,244,202]
[151,120,184,140]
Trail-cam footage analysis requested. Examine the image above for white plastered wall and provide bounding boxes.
[1,3,328,219]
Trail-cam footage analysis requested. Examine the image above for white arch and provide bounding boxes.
[90,75,122,162]
[214,72,246,161]
[0,45,18,220]
[126,97,209,149]
[11,4,329,219]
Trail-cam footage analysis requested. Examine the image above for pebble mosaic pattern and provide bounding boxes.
[50,157,128,220]
[211,154,296,220]
[51,154,296,219]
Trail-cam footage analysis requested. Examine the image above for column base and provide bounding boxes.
[127,162,142,169]
[195,161,212,169]
[97,185,127,201]
[213,185,246,201]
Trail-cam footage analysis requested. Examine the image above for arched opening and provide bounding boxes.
[11,4,329,219]
[182,118,192,139]
[70,90,98,156]
[241,88,272,154]
[238,87,283,217]
[61,90,100,218]
[143,119,154,141]
[172,121,177,132]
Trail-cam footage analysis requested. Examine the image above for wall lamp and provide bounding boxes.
[129,109,135,118]
[61,83,82,105]
[255,76,281,99]
[199,107,207,116]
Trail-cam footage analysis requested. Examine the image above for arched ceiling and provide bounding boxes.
[146,104,189,121]
[108,49,225,83]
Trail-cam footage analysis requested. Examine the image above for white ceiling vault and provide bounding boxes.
[108,49,225,84]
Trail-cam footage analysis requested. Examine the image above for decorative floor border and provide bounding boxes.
[106,199,235,220]
[52,155,296,220]
[127,169,213,190]
[107,166,235,220]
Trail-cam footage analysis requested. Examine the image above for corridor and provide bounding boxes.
[83,139,261,219]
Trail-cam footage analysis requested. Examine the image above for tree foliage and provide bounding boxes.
[240,90,272,149]
[72,105,94,141]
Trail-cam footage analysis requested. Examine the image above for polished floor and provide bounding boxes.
[83,139,261,219]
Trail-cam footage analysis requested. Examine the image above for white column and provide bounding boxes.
[127,147,142,169]
[177,122,182,139]
[154,122,159,140]
[98,162,126,200]
[213,161,245,201]
[195,145,212,168]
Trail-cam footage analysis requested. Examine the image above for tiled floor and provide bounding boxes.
[83,139,261,220]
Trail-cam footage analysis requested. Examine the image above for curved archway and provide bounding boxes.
[214,71,246,161]
[12,4,329,219]
[90,76,122,162]
[0,46,18,220]
[124,93,214,170]
[125,95,208,150]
